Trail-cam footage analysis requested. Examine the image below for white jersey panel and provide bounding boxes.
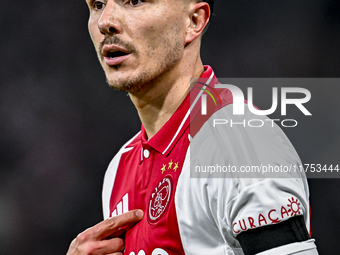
[175,104,312,254]
[176,151,244,255]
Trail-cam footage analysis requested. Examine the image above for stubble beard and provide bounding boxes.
[106,66,153,93]
[102,25,182,93]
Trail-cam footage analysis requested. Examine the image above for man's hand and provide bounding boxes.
[66,209,144,255]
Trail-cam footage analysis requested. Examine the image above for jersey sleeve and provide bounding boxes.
[186,104,316,253]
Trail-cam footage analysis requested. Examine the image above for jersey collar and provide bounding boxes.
[140,66,218,158]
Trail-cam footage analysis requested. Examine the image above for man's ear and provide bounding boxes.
[185,2,210,45]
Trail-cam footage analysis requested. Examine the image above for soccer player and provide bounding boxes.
[67,0,318,254]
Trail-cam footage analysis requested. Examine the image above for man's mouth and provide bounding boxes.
[107,50,129,59]
[102,45,131,66]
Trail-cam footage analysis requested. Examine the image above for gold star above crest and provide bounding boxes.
[173,162,179,172]
[161,164,166,174]
[168,160,173,169]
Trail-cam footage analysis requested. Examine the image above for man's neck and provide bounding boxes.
[129,57,204,140]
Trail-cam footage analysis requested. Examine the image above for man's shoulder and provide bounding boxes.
[191,103,302,176]
[193,102,289,146]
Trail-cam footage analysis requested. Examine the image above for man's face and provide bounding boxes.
[87,0,188,92]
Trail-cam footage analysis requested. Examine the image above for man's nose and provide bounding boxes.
[97,2,121,35]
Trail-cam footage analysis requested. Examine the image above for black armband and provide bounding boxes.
[237,215,310,255]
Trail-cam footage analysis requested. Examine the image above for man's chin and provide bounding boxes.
[106,80,134,92]
[106,72,153,93]
[105,71,136,91]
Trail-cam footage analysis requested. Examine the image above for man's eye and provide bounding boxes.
[129,0,143,6]
[93,1,105,10]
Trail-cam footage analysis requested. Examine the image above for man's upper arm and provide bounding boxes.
[192,105,318,253]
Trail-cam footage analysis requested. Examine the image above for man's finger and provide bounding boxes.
[90,237,125,254]
[94,209,144,239]
[105,227,126,239]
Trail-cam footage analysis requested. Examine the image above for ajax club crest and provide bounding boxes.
[148,175,173,224]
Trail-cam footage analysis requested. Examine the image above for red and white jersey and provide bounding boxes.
[102,66,316,255]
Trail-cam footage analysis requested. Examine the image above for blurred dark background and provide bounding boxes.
[0,0,339,254]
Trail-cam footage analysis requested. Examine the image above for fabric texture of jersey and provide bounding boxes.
[102,66,317,255]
